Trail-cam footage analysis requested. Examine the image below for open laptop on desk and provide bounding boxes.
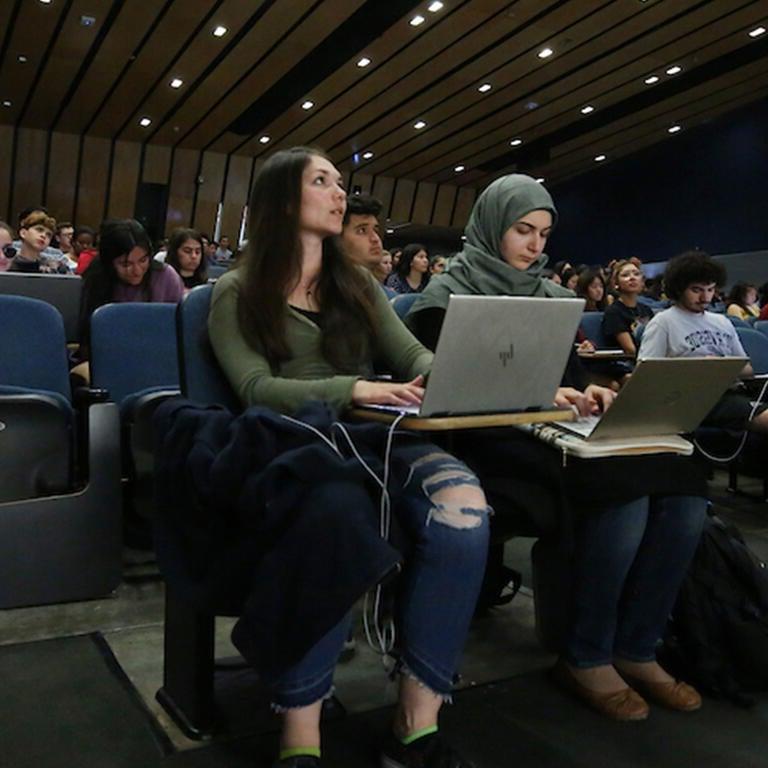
[362,294,585,417]
[556,357,748,441]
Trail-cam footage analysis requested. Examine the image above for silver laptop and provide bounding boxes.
[558,357,748,441]
[367,294,585,417]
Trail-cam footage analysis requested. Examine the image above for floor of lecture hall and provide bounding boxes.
[1,469,767,768]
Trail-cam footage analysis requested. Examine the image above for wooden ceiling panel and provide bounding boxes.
[90,1,220,137]
[23,0,115,129]
[326,0,627,167]
[0,0,66,124]
[56,0,167,134]
[136,0,265,146]
[2,0,766,197]
[194,0,368,153]
[402,1,766,186]
[159,0,328,149]
[233,0,487,157]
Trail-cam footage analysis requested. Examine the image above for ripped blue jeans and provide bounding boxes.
[269,441,491,709]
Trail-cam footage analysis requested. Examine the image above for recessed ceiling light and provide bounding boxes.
[477,83,492,93]
[454,165,466,172]
[212,25,228,37]
[644,75,659,84]
[509,138,523,147]
[357,57,371,67]
[362,151,374,160]
[580,105,595,115]
[2,100,11,107]
[537,47,554,59]
[668,125,682,134]
[535,177,545,183]
[666,65,682,75]
[170,78,183,89]
[259,135,270,144]
[17,55,28,63]
[386,228,394,234]
[525,100,539,111]
[594,154,606,162]
[461,235,467,241]
[413,120,427,129]
[749,26,766,38]
[139,117,152,127]
[39,0,52,4]
[428,1,444,11]
[301,100,314,110]
[410,15,426,26]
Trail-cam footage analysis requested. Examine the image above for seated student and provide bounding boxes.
[386,243,430,294]
[7,211,58,273]
[638,251,768,433]
[0,221,13,271]
[601,260,653,355]
[73,226,98,275]
[76,219,184,364]
[10,207,70,272]
[215,234,233,261]
[575,267,607,312]
[207,147,489,768]
[339,193,383,272]
[164,228,207,295]
[408,174,707,722]
[429,254,447,276]
[374,249,393,284]
[560,267,579,292]
[726,281,760,321]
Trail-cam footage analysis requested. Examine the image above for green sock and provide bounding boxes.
[400,724,438,745]
[279,746,321,761]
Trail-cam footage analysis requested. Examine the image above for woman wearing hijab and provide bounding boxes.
[407,175,708,722]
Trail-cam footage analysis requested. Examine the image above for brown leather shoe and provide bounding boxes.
[551,660,649,721]
[621,675,702,712]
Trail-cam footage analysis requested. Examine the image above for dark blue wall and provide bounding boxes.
[548,97,768,266]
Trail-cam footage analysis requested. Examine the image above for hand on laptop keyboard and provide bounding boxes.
[352,375,425,407]
[554,384,615,417]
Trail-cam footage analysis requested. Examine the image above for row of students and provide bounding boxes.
[157,147,713,768]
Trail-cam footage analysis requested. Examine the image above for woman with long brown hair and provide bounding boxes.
[208,147,489,768]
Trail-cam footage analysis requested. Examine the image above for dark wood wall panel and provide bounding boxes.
[452,187,476,229]
[390,179,416,223]
[166,147,200,232]
[350,173,372,195]
[76,136,110,227]
[0,125,15,223]
[12,128,48,221]
[46,132,81,223]
[143,144,172,185]
[193,151,227,235]
[432,185,457,227]
[411,182,437,226]
[108,140,142,220]
[220,155,252,242]
[371,176,395,219]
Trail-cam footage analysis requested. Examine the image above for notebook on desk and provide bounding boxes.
[362,294,586,418]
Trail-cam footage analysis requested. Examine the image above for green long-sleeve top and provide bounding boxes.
[209,268,434,414]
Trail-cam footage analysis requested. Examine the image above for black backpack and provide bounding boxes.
[663,515,768,707]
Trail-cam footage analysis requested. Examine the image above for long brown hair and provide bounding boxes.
[237,146,378,370]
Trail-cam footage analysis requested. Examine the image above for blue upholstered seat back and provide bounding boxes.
[0,295,71,400]
[736,327,768,375]
[90,302,180,407]
[177,285,241,412]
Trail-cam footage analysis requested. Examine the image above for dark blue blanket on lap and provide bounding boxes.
[153,398,405,679]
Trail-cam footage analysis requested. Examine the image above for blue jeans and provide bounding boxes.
[269,443,491,709]
[566,494,707,667]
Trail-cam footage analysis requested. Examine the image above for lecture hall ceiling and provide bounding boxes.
[0,0,766,189]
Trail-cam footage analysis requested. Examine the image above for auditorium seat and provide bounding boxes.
[579,311,609,348]
[391,292,419,320]
[0,271,82,343]
[90,303,181,535]
[0,295,122,608]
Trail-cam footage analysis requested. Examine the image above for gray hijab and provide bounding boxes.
[411,174,574,314]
